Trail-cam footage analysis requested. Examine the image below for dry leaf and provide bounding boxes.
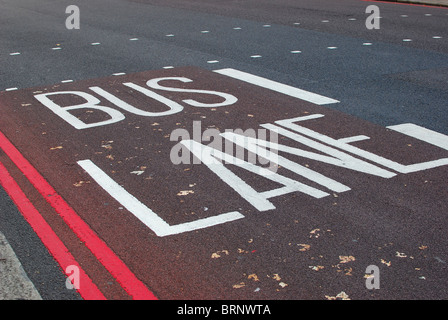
[211,250,229,259]
[309,265,324,271]
[233,282,246,289]
[325,291,350,300]
[339,256,356,264]
[298,244,310,252]
[381,259,391,267]
[272,274,281,281]
[177,190,194,196]
[248,274,259,282]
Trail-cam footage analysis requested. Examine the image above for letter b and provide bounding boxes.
[34,91,125,129]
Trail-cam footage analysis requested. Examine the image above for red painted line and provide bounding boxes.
[361,0,448,9]
[0,160,106,300]
[0,130,157,300]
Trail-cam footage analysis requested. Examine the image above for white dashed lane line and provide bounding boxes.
[1,15,445,91]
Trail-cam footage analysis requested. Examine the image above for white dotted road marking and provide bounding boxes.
[112,72,126,76]
[207,60,219,64]
[9,52,20,56]
[250,55,262,58]
[402,39,412,42]
[201,30,210,34]
[129,38,139,41]
[327,46,337,50]
[91,42,101,46]
[5,88,18,91]
[363,43,373,46]
[51,47,62,50]
[61,80,73,83]
[233,27,242,30]
[165,34,175,37]
[290,50,302,54]
[163,66,174,69]
[321,20,330,23]
[432,36,442,39]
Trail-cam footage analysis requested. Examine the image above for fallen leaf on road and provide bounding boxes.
[177,190,194,196]
[339,256,355,264]
[325,291,351,300]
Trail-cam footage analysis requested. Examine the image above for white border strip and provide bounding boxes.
[387,123,448,151]
[77,160,244,237]
[213,68,339,105]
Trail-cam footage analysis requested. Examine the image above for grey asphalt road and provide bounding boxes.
[0,0,447,301]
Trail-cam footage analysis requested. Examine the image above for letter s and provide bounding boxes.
[146,77,238,108]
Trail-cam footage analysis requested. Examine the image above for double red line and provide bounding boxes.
[0,130,157,300]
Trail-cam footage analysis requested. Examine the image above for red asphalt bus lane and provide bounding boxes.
[0,66,447,299]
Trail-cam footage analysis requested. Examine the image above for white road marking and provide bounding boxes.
[5,88,18,92]
[250,55,262,58]
[112,72,126,76]
[403,39,412,42]
[432,36,442,39]
[77,160,244,237]
[213,68,339,105]
[290,50,302,54]
[363,43,373,46]
[51,47,62,50]
[61,80,73,83]
[327,47,338,49]
[129,38,139,41]
[338,135,370,144]
[91,42,101,46]
[9,52,20,56]
[387,124,448,151]
[207,60,219,64]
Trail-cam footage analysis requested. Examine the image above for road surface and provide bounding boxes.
[0,0,447,303]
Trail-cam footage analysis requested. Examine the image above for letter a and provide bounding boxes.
[65,5,80,30]
[365,5,380,30]
[365,265,380,289]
